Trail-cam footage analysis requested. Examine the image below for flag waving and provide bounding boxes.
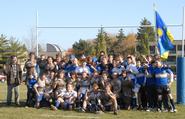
[155,11,174,59]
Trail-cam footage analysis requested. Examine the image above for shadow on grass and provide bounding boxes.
[0,100,26,108]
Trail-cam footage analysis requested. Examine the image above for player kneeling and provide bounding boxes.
[81,83,104,114]
[51,83,77,110]
[34,73,46,108]
[102,83,118,115]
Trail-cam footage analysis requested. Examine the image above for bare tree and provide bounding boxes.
[24,28,36,52]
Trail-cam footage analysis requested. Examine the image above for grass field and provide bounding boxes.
[0,82,185,119]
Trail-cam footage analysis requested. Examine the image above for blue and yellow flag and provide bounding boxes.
[156,11,174,59]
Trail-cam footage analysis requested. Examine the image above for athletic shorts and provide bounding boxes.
[156,85,171,95]
[36,93,44,102]
[63,102,73,109]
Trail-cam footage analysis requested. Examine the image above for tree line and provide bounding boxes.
[72,18,155,58]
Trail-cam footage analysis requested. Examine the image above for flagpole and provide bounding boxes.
[153,3,159,55]
[36,10,39,57]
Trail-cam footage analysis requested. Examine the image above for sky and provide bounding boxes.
[0,0,185,50]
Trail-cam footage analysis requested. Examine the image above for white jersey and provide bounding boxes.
[63,90,77,103]
[44,86,53,94]
[89,91,101,101]
[34,79,46,93]
[46,77,53,86]
[56,88,66,97]
[75,66,90,74]
[112,65,125,75]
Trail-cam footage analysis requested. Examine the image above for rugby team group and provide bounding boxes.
[0,51,177,115]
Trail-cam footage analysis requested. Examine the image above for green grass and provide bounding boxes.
[0,82,185,119]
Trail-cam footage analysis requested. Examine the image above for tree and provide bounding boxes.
[122,34,137,56]
[38,44,45,53]
[137,18,155,55]
[72,39,95,58]
[116,28,126,42]
[0,34,8,50]
[24,28,37,52]
[0,34,9,64]
[95,27,107,55]
[72,28,137,58]
[113,33,136,57]
[112,29,127,55]
[32,43,45,55]
[4,37,27,63]
[105,33,117,55]
[0,36,28,64]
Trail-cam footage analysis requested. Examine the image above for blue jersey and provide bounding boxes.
[136,67,146,86]
[86,64,95,74]
[145,65,155,86]
[164,67,173,74]
[28,78,37,89]
[164,67,174,83]
[96,63,108,74]
[154,67,170,86]
[66,64,79,73]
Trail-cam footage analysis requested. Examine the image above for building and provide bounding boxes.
[148,40,184,65]
[167,40,184,65]
[40,43,66,58]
